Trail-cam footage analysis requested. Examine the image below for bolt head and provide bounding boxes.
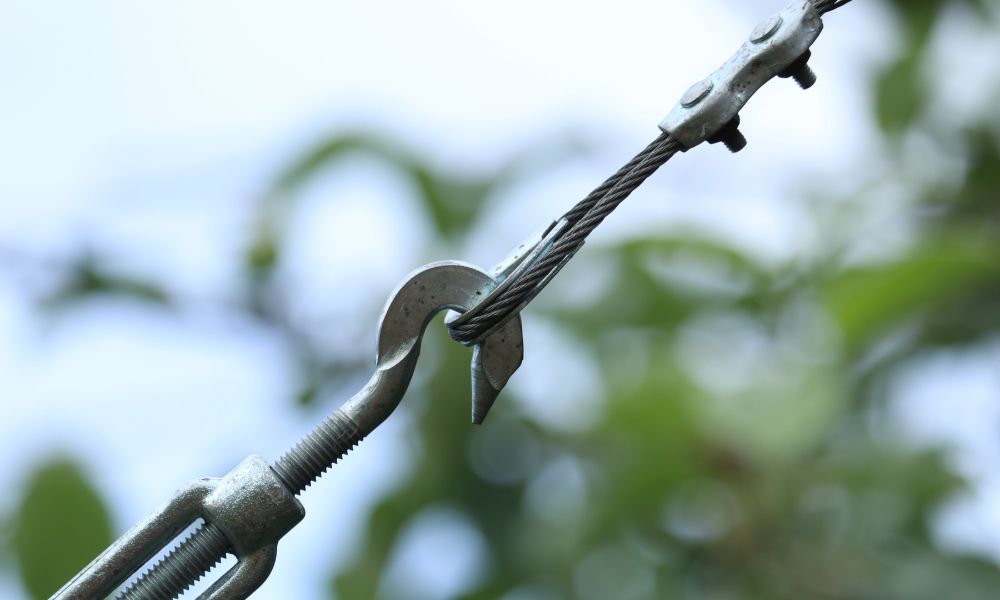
[680,79,714,108]
[750,14,783,44]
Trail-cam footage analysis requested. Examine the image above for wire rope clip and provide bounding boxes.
[659,0,823,152]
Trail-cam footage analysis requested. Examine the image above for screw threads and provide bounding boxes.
[789,64,817,89]
[116,522,230,600]
[721,130,748,153]
[779,50,817,89]
[708,116,748,153]
[117,411,363,598]
[272,410,365,495]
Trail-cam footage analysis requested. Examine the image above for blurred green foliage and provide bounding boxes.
[317,1,1000,597]
[7,0,1000,598]
[10,459,112,599]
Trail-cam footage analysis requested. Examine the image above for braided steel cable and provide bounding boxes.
[450,0,849,345]
[448,134,681,343]
[562,133,673,224]
[62,1,855,597]
[815,0,854,14]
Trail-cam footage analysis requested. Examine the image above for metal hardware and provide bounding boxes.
[659,0,824,151]
[680,79,714,108]
[52,0,858,596]
[447,219,572,346]
[446,134,682,346]
[779,49,817,89]
[54,261,523,599]
[335,260,524,434]
[750,14,784,44]
[707,115,748,153]
[52,456,303,600]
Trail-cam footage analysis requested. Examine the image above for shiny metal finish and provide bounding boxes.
[680,79,714,108]
[49,0,860,596]
[342,260,523,432]
[53,262,523,599]
[659,0,823,150]
[446,219,572,346]
[52,481,215,599]
[199,457,305,598]
[52,457,302,600]
[446,135,682,346]
[750,14,784,44]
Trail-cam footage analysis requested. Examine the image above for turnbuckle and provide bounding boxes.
[53,261,525,599]
[53,457,304,599]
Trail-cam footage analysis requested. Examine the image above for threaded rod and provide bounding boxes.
[117,410,364,599]
[272,410,365,495]
[116,522,230,600]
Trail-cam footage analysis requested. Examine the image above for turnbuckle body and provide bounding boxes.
[659,0,824,151]
[52,456,303,599]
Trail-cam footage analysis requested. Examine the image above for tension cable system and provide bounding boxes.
[53,1,854,598]
[449,0,851,345]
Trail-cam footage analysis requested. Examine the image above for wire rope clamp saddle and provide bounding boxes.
[658,0,823,152]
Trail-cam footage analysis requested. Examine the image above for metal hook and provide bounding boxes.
[52,260,525,600]
[341,259,524,432]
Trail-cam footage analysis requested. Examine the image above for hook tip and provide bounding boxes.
[470,360,500,425]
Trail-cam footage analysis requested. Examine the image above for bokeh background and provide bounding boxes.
[2,0,1000,598]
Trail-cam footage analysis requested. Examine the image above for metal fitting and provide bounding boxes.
[446,219,572,346]
[55,261,526,600]
[52,456,303,600]
[200,456,305,598]
[707,116,747,153]
[779,49,817,89]
[659,0,823,150]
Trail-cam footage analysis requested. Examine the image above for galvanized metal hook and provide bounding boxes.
[52,260,525,600]
[341,259,525,433]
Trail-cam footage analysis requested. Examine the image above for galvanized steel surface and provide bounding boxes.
[659,0,823,149]
[48,0,859,596]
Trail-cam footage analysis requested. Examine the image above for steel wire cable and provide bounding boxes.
[561,133,673,224]
[103,0,854,597]
[449,0,853,344]
[815,0,854,14]
[448,134,681,343]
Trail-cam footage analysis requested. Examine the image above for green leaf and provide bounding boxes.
[261,132,481,242]
[258,130,591,258]
[824,235,1000,350]
[875,53,926,137]
[875,0,944,137]
[950,128,1000,225]
[43,255,170,311]
[12,458,113,600]
[246,231,279,280]
[542,235,774,338]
